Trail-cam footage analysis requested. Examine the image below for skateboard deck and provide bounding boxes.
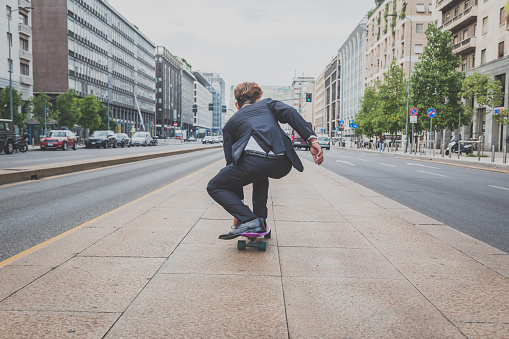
[237,224,271,251]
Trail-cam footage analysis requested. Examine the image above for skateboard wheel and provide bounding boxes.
[237,240,246,250]
[264,230,271,239]
[258,241,266,251]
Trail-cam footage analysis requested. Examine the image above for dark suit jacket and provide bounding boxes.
[222,98,316,172]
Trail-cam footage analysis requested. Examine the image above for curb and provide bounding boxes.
[0,145,222,185]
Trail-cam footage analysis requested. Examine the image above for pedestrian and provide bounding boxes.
[207,82,324,239]
[379,134,385,152]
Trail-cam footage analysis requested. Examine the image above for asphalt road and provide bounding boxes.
[301,148,509,254]
[0,148,223,262]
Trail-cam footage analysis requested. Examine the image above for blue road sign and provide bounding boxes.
[320,128,324,132]
[339,120,344,125]
[427,108,437,118]
[349,120,354,127]
[352,124,358,129]
[410,107,418,116]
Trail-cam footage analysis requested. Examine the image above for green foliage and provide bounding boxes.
[505,0,509,19]
[78,95,103,131]
[0,86,27,128]
[181,58,192,70]
[401,2,407,18]
[391,0,397,30]
[410,24,465,132]
[462,70,504,124]
[29,92,54,132]
[356,84,380,137]
[377,60,408,135]
[98,104,110,131]
[55,89,81,129]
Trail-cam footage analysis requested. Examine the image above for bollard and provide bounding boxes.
[442,141,445,157]
[491,145,495,162]
[504,144,507,164]
[458,141,461,159]
[433,141,436,157]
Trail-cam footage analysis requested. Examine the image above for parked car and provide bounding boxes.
[212,136,220,143]
[317,136,330,150]
[116,133,130,148]
[85,130,117,148]
[0,119,16,154]
[40,130,77,151]
[188,136,196,142]
[292,122,313,150]
[202,136,215,144]
[131,131,151,146]
[217,135,223,143]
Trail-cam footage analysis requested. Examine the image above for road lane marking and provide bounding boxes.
[356,158,368,162]
[416,170,447,177]
[489,185,509,191]
[379,163,396,167]
[407,163,440,170]
[335,160,355,166]
[0,159,222,268]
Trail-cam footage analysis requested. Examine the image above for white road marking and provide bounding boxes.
[416,170,447,177]
[335,160,355,166]
[407,163,440,170]
[489,185,509,191]
[356,158,368,162]
[379,163,396,167]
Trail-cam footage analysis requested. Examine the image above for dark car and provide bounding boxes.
[116,133,130,148]
[85,130,117,149]
[0,119,16,154]
[317,136,330,150]
[291,122,313,150]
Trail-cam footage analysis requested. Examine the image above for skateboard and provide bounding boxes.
[237,223,271,251]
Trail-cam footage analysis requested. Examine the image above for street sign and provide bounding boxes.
[427,108,437,118]
[352,124,358,129]
[339,125,344,130]
[320,128,324,132]
[349,120,354,127]
[339,120,344,125]
[410,107,418,116]
[410,116,417,123]
[173,122,177,127]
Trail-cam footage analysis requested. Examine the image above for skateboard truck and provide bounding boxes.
[237,224,271,251]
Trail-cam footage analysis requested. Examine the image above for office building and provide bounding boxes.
[32,0,156,134]
[1,1,33,115]
[202,72,225,133]
[193,71,213,136]
[156,46,181,137]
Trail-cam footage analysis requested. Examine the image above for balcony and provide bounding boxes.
[19,49,32,61]
[437,0,462,13]
[449,6,478,30]
[20,75,33,86]
[453,36,476,55]
[18,23,32,36]
[18,0,31,8]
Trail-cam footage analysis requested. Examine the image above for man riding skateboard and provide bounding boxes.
[207,82,324,239]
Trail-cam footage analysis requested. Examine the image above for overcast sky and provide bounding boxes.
[107,0,374,92]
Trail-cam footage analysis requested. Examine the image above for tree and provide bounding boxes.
[98,105,110,131]
[0,86,27,128]
[79,95,103,131]
[29,92,54,133]
[55,89,81,129]
[356,84,380,138]
[377,60,408,136]
[462,70,504,137]
[410,24,465,136]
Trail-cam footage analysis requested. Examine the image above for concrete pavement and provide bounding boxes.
[1,156,508,338]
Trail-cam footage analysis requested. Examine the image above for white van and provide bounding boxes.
[130,131,151,146]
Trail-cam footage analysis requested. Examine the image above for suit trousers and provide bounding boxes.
[207,153,293,223]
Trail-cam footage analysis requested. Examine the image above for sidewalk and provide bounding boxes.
[1,158,508,337]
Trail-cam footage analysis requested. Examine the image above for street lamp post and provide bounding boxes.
[7,6,33,122]
[388,14,412,153]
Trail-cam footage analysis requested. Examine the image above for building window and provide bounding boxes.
[416,3,425,12]
[415,44,423,54]
[19,12,28,25]
[472,55,475,67]
[481,49,486,64]
[446,14,450,23]
[416,23,424,33]
[6,5,11,19]
[455,7,460,17]
[462,59,467,71]
[7,58,12,72]
[482,17,488,34]
[428,3,432,12]
[500,8,506,26]
[20,38,29,51]
[499,41,504,59]
[465,1,470,10]
[20,63,29,75]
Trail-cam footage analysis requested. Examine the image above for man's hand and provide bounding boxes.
[310,142,324,165]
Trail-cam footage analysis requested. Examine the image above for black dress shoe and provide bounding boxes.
[218,218,266,240]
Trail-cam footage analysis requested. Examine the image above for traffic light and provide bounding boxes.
[208,103,213,111]
[222,105,226,113]
[192,104,197,113]
[306,93,312,102]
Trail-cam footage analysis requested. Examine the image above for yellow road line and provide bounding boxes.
[0,159,222,268]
